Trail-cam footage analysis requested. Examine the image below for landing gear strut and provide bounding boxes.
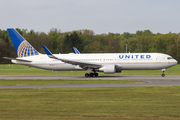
[161,69,165,77]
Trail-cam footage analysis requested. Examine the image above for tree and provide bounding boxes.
[62,34,71,53]
[175,33,180,62]
[48,29,61,53]
[0,28,180,64]
[107,38,120,53]
[62,31,83,53]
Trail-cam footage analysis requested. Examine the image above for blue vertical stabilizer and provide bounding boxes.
[7,28,39,57]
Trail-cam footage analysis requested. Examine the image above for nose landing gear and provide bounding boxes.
[161,69,166,77]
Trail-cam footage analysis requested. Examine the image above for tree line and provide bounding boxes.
[0,28,179,64]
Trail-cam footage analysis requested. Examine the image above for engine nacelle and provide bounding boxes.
[99,65,122,74]
[99,65,116,74]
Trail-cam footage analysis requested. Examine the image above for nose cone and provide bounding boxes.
[172,59,178,66]
[175,59,178,64]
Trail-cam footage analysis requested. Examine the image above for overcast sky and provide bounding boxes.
[1,0,180,34]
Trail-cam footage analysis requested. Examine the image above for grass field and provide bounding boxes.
[0,64,180,120]
[0,64,179,75]
[0,80,143,86]
[0,87,180,120]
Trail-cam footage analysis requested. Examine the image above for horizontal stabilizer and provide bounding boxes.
[3,57,32,62]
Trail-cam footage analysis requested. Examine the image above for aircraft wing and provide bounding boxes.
[3,57,32,62]
[42,45,102,69]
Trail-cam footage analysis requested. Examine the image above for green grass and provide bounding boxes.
[0,80,143,86]
[1,87,180,120]
[0,64,179,75]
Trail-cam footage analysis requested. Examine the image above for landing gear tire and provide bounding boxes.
[94,73,98,77]
[161,74,165,77]
[85,73,89,77]
[161,69,166,77]
[85,70,98,77]
[90,73,94,77]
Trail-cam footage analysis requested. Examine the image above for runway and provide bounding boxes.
[0,75,180,88]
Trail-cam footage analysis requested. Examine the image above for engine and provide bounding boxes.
[99,65,121,74]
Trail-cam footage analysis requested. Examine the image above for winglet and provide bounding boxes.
[42,45,52,55]
[42,45,57,59]
[73,47,80,54]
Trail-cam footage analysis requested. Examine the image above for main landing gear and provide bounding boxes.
[85,68,98,77]
[85,72,98,77]
[161,69,166,77]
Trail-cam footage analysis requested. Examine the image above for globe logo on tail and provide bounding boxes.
[17,41,39,57]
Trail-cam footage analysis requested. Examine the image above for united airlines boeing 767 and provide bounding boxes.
[3,28,178,77]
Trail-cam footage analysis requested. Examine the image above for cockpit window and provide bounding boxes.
[167,57,173,60]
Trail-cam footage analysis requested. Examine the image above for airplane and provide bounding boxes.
[3,28,178,77]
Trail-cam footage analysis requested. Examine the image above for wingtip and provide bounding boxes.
[42,45,52,55]
[73,47,80,54]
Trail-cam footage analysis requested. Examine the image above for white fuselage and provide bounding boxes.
[11,53,178,72]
